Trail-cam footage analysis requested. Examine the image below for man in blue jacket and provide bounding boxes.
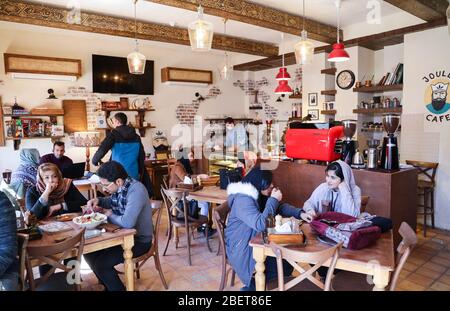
[0,191,18,291]
[92,112,153,197]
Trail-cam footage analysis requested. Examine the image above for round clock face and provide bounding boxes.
[336,70,356,90]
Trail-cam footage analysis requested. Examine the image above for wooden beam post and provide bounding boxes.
[384,0,448,22]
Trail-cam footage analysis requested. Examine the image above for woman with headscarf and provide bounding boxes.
[225,165,306,291]
[302,160,361,221]
[10,148,40,199]
[25,163,87,220]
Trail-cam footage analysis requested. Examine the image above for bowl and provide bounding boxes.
[72,212,107,230]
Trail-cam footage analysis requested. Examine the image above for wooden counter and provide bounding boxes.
[268,161,417,246]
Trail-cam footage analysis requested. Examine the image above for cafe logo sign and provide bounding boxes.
[423,70,450,123]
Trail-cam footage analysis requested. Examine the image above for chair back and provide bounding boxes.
[151,200,163,251]
[405,160,439,186]
[212,202,231,260]
[161,187,193,226]
[162,174,169,190]
[17,233,29,291]
[360,195,370,213]
[389,222,418,291]
[26,228,86,291]
[270,242,342,291]
[167,158,177,179]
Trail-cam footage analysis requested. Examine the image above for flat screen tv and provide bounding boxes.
[92,54,154,95]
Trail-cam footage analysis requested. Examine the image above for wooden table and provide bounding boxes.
[73,179,99,200]
[186,186,227,205]
[28,220,136,291]
[249,224,395,291]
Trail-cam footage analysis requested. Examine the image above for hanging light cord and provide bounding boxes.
[281,32,285,68]
[134,0,138,49]
[336,0,341,43]
[302,0,305,32]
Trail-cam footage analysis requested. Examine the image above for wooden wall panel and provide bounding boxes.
[62,100,87,133]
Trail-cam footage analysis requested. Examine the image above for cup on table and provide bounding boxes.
[2,170,12,184]
[321,200,331,213]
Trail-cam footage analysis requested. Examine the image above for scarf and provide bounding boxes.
[11,148,40,189]
[36,174,72,204]
[110,177,132,216]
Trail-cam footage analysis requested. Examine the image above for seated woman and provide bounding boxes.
[10,148,40,199]
[302,160,361,222]
[83,161,153,291]
[225,165,306,291]
[0,191,18,291]
[25,163,87,220]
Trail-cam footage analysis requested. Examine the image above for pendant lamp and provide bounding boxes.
[188,5,214,51]
[218,19,233,80]
[274,33,293,95]
[294,0,314,65]
[328,0,349,63]
[127,0,146,74]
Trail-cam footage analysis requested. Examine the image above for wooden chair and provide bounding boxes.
[161,188,212,266]
[17,233,29,291]
[25,228,85,291]
[212,202,236,290]
[405,160,439,236]
[331,222,418,291]
[269,241,342,291]
[116,200,168,289]
[162,174,169,190]
[361,195,370,213]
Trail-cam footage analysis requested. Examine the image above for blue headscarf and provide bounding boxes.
[242,165,273,210]
[10,148,41,198]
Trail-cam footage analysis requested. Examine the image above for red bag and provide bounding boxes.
[310,212,381,250]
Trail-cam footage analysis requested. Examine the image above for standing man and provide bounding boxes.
[224,117,248,154]
[92,112,153,197]
[39,141,73,171]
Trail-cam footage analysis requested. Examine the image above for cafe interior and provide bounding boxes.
[0,0,450,293]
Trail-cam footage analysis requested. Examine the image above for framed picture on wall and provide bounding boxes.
[307,109,319,120]
[308,93,318,106]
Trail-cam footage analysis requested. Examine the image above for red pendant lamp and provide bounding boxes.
[274,33,293,95]
[328,0,349,63]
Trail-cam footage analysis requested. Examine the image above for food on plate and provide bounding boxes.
[73,213,106,225]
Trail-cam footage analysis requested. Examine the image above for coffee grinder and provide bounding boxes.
[380,114,400,170]
[366,139,380,169]
[341,120,358,165]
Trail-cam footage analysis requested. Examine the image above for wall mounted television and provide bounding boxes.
[92,54,154,95]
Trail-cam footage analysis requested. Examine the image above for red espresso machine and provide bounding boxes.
[285,122,344,162]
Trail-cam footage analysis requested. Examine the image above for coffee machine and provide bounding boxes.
[366,139,380,169]
[341,120,358,165]
[380,114,400,170]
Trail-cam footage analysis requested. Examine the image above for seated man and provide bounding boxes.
[83,161,152,291]
[39,141,73,172]
[0,191,18,291]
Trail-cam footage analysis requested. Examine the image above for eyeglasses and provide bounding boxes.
[100,181,115,190]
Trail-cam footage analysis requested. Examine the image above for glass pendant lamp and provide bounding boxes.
[188,5,214,51]
[218,19,233,80]
[294,0,314,65]
[127,0,146,74]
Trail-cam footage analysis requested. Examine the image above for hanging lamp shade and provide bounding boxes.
[218,53,233,80]
[294,30,314,65]
[275,67,291,81]
[274,80,293,95]
[127,47,146,74]
[188,5,214,51]
[328,43,350,62]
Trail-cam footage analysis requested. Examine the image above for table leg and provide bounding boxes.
[372,269,390,291]
[122,235,135,291]
[253,247,266,291]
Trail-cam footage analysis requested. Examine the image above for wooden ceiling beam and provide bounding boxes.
[384,0,448,22]
[234,18,447,71]
[145,0,341,44]
[0,0,278,57]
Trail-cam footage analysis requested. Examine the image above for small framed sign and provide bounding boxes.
[307,109,319,120]
[308,93,318,106]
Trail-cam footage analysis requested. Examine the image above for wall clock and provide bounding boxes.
[336,70,356,90]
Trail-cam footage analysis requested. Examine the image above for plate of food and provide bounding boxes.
[73,212,107,229]
[55,213,80,222]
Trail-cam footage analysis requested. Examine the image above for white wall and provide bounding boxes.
[0,22,253,172]
[401,26,450,230]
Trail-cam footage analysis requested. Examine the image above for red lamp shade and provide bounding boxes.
[328,43,350,62]
[275,67,291,81]
[274,80,293,95]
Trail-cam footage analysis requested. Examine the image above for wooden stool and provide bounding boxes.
[405,160,439,237]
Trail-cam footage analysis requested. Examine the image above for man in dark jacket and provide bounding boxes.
[0,191,18,291]
[92,113,153,197]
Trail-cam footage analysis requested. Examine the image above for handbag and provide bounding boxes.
[176,199,200,220]
[219,167,243,190]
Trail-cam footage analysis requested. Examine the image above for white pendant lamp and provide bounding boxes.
[218,19,233,80]
[294,0,314,65]
[188,5,214,51]
[127,0,146,74]
[328,0,350,63]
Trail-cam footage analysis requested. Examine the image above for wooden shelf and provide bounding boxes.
[321,89,337,96]
[249,106,263,110]
[4,113,64,117]
[101,108,155,112]
[321,68,337,75]
[6,135,64,141]
[353,107,402,115]
[289,94,302,99]
[205,118,253,122]
[353,84,403,93]
[321,110,337,115]
[288,117,303,121]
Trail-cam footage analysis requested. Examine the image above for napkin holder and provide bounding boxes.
[268,230,306,245]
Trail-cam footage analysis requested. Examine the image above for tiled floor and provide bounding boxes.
[79,214,450,291]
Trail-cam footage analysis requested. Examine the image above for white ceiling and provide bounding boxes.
[25,0,424,46]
